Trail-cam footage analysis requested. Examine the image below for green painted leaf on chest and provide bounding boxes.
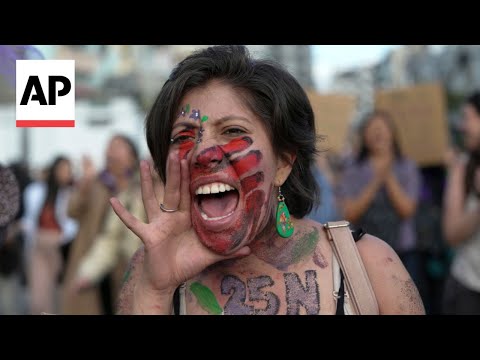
[190,281,223,315]
[291,227,320,264]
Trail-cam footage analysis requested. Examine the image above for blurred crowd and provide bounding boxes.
[2,91,480,315]
[0,134,160,315]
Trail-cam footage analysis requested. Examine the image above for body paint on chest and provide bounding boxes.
[251,227,321,271]
[218,270,320,315]
[291,228,320,264]
[221,274,280,315]
[284,270,320,315]
[190,281,223,315]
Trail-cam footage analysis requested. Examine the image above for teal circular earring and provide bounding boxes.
[276,186,294,238]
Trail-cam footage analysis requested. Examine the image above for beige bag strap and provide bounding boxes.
[324,221,379,315]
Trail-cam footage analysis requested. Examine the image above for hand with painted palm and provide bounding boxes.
[110,153,251,314]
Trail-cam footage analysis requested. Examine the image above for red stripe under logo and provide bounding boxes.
[16,120,75,128]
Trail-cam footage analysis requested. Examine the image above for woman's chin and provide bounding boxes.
[196,230,237,255]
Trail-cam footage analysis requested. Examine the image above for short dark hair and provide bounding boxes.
[356,109,403,163]
[44,155,71,205]
[145,45,319,218]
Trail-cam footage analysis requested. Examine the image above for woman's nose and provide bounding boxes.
[194,145,224,169]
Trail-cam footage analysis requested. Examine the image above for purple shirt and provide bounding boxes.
[336,157,421,253]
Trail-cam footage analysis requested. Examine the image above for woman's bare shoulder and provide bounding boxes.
[356,234,425,314]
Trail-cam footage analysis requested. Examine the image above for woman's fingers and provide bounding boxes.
[139,160,160,221]
[110,197,145,242]
[179,159,191,211]
[162,150,181,211]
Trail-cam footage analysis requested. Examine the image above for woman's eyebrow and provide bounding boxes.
[172,122,198,130]
[214,115,251,124]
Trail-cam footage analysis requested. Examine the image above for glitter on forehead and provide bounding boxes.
[190,109,201,121]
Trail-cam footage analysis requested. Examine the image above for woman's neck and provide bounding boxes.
[370,151,394,160]
[210,216,320,273]
[114,174,129,192]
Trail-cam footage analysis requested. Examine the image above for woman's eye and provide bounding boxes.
[172,135,195,144]
[224,128,246,136]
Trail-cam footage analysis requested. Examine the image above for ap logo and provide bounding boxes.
[16,60,75,127]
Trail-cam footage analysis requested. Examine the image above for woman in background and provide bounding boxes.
[71,162,144,300]
[0,164,21,314]
[23,156,77,314]
[443,92,480,314]
[336,110,423,296]
[61,134,139,315]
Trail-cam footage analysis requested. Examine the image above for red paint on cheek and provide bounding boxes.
[221,137,253,156]
[191,161,238,181]
[191,137,257,178]
[246,190,264,227]
[179,140,194,160]
[208,236,230,253]
[228,189,266,249]
[240,172,264,194]
[239,190,265,245]
[232,151,262,177]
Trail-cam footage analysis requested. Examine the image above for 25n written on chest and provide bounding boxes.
[189,270,323,315]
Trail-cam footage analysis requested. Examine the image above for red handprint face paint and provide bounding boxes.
[175,129,196,160]
[190,137,270,254]
[173,81,279,255]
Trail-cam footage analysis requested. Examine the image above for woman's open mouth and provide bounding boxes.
[193,181,241,231]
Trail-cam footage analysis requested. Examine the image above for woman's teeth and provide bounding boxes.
[200,209,235,221]
[195,182,235,195]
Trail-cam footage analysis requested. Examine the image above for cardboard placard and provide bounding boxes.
[375,83,450,166]
[306,91,357,154]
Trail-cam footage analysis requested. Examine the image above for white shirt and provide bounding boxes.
[22,181,78,248]
[451,193,480,292]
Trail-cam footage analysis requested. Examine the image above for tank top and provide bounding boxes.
[38,203,61,231]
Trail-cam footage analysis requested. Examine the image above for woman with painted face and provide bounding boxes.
[114,46,424,315]
[336,111,424,301]
[443,92,480,314]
